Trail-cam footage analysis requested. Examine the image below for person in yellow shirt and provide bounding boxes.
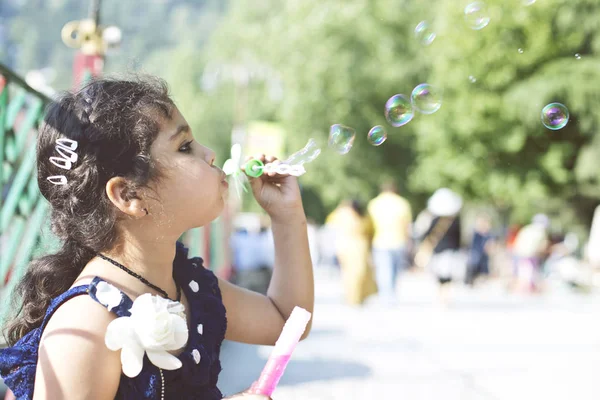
[367,181,413,305]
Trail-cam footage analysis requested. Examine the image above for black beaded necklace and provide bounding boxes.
[97,253,181,302]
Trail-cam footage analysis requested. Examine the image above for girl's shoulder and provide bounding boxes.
[0,283,122,399]
[36,288,122,396]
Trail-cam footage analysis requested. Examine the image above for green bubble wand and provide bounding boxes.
[222,139,321,198]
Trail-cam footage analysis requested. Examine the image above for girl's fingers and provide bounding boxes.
[240,154,283,178]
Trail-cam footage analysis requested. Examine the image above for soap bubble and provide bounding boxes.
[384,95,414,127]
[328,124,356,154]
[575,53,582,60]
[518,48,524,54]
[464,2,490,30]
[414,21,436,46]
[469,75,477,83]
[411,84,443,115]
[541,103,569,130]
[523,0,536,5]
[367,126,387,146]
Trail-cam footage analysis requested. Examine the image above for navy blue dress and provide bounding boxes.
[0,242,227,399]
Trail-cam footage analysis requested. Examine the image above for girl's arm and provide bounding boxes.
[221,155,314,346]
[220,215,314,346]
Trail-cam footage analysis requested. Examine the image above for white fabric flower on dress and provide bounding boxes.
[95,281,123,312]
[105,293,189,378]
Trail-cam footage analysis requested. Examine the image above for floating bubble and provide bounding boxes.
[367,126,387,146]
[414,21,436,46]
[384,95,414,127]
[411,84,442,115]
[328,124,356,154]
[541,103,569,130]
[518,48,524,54]
[575,53,582,60]
[522,0,536,5]
[464,2,490,30]
[469,75,477,83]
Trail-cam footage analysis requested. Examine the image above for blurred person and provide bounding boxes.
[326,200,378,306]
[417,188,463,306]
[512,214,551,293]
[544,232,583,284]
[505,223,522,280]
[465,213,495,286]
[230,220,274,295]
[367,181,413,305]
[413,208,435,242]
[317,223,339,269]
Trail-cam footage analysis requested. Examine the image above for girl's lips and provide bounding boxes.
[220,173,229,188]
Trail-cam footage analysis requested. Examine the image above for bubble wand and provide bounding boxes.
[249,306,312,396]
[223,139,321,195]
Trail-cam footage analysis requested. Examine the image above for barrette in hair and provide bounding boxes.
[47,138,78,186]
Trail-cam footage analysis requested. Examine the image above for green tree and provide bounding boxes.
[408,0,600,226]
[207,0,600,229]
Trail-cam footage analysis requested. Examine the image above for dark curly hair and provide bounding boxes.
[4,75,174,345]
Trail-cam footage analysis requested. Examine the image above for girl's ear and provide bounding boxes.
[106,177,147,218]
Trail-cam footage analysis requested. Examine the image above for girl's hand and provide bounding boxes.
[242,154,305,224]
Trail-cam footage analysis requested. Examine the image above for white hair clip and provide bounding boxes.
[47,138,78,186]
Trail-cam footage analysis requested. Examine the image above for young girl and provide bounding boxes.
[0,76,314,399]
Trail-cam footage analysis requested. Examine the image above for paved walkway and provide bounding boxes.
[219,267,600,400]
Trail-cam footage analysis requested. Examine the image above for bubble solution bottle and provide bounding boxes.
[249,306,312,397]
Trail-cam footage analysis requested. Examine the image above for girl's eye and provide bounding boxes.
[179,141,193,153]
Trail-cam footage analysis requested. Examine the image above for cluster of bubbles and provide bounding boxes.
[328,83,443,154]
[326,0,571,156]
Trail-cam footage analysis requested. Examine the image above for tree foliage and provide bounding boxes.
[206,0,600,228]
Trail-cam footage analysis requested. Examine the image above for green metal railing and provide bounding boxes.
[0,63,55,325]
[0,63,230,326]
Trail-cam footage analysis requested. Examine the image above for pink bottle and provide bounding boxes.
[249,306,312,396]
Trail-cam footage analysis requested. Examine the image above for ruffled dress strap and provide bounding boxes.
[86,276,134,317]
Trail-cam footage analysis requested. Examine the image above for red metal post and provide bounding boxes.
[73,53,104,89]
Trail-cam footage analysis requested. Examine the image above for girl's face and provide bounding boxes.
[148,106,228,232]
